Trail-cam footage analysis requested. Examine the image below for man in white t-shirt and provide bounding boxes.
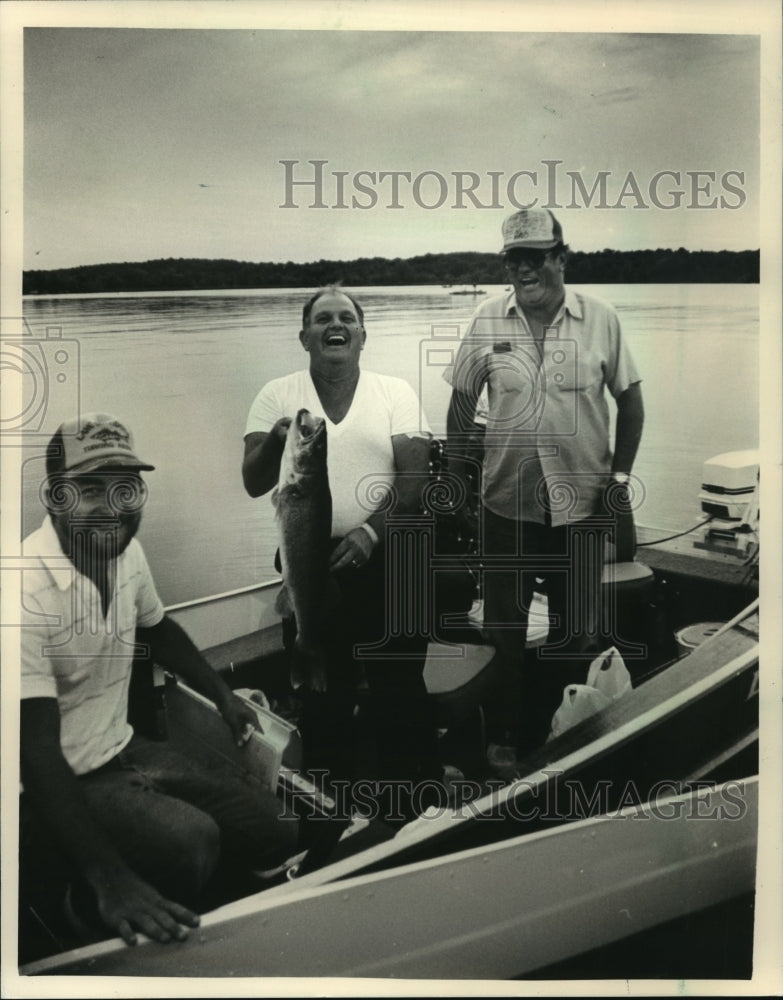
[20,413,297,956]
[243,287,441,817]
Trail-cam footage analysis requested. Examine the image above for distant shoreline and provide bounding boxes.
[23,248,759,295]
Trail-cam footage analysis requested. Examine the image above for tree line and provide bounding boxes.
[23,248,759,295]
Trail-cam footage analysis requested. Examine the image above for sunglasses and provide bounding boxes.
[504,246,562,271]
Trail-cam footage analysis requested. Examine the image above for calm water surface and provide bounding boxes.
[21,285,759,605]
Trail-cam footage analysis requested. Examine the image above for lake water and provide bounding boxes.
[21,284,758,606]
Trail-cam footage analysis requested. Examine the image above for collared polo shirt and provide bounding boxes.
[21,517,165,775]
[451,288,641,526]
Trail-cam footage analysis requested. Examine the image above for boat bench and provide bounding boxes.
[200,621,286,675]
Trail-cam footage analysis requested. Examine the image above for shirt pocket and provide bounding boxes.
[545,344,600,392]
[487,346,541,394]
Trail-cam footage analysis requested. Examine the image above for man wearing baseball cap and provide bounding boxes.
[19,413,298,955]
[446,210,644,778]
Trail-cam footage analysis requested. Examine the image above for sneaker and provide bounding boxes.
[486,743,523,782]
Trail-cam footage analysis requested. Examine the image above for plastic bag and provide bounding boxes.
[586,646,632,700]
[548,646,632,740]
[234,687,271,711]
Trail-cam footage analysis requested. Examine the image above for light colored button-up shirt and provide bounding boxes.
[451,288,641,525]
[21,516,164,775]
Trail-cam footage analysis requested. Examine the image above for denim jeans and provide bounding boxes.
[20,732,299,915]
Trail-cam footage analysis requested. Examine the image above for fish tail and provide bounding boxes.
[290,639,329,694]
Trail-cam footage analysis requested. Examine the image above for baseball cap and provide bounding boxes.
[500,208,563,252]
[47,412,155,476]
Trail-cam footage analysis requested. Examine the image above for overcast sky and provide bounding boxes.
[19,17,762,270]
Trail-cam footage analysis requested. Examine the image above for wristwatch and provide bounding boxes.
[611,472,631,485]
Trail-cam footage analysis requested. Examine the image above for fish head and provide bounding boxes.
[286,408,327,473]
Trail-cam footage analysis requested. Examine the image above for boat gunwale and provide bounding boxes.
[255,637,759,895]
[20,775,759,978]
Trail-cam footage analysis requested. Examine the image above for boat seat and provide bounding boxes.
[419,639,496,774]
[423,641,496,730]
[530,557,654,593]
[602,558,654,589]
[601,559,657,673]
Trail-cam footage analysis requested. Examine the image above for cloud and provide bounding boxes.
[21,27,761,267]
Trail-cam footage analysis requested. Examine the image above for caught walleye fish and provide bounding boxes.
[273,408,333,692]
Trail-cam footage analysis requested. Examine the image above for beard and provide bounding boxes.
[55,513,141,569]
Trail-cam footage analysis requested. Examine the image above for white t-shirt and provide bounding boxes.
[245,369,431,537]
